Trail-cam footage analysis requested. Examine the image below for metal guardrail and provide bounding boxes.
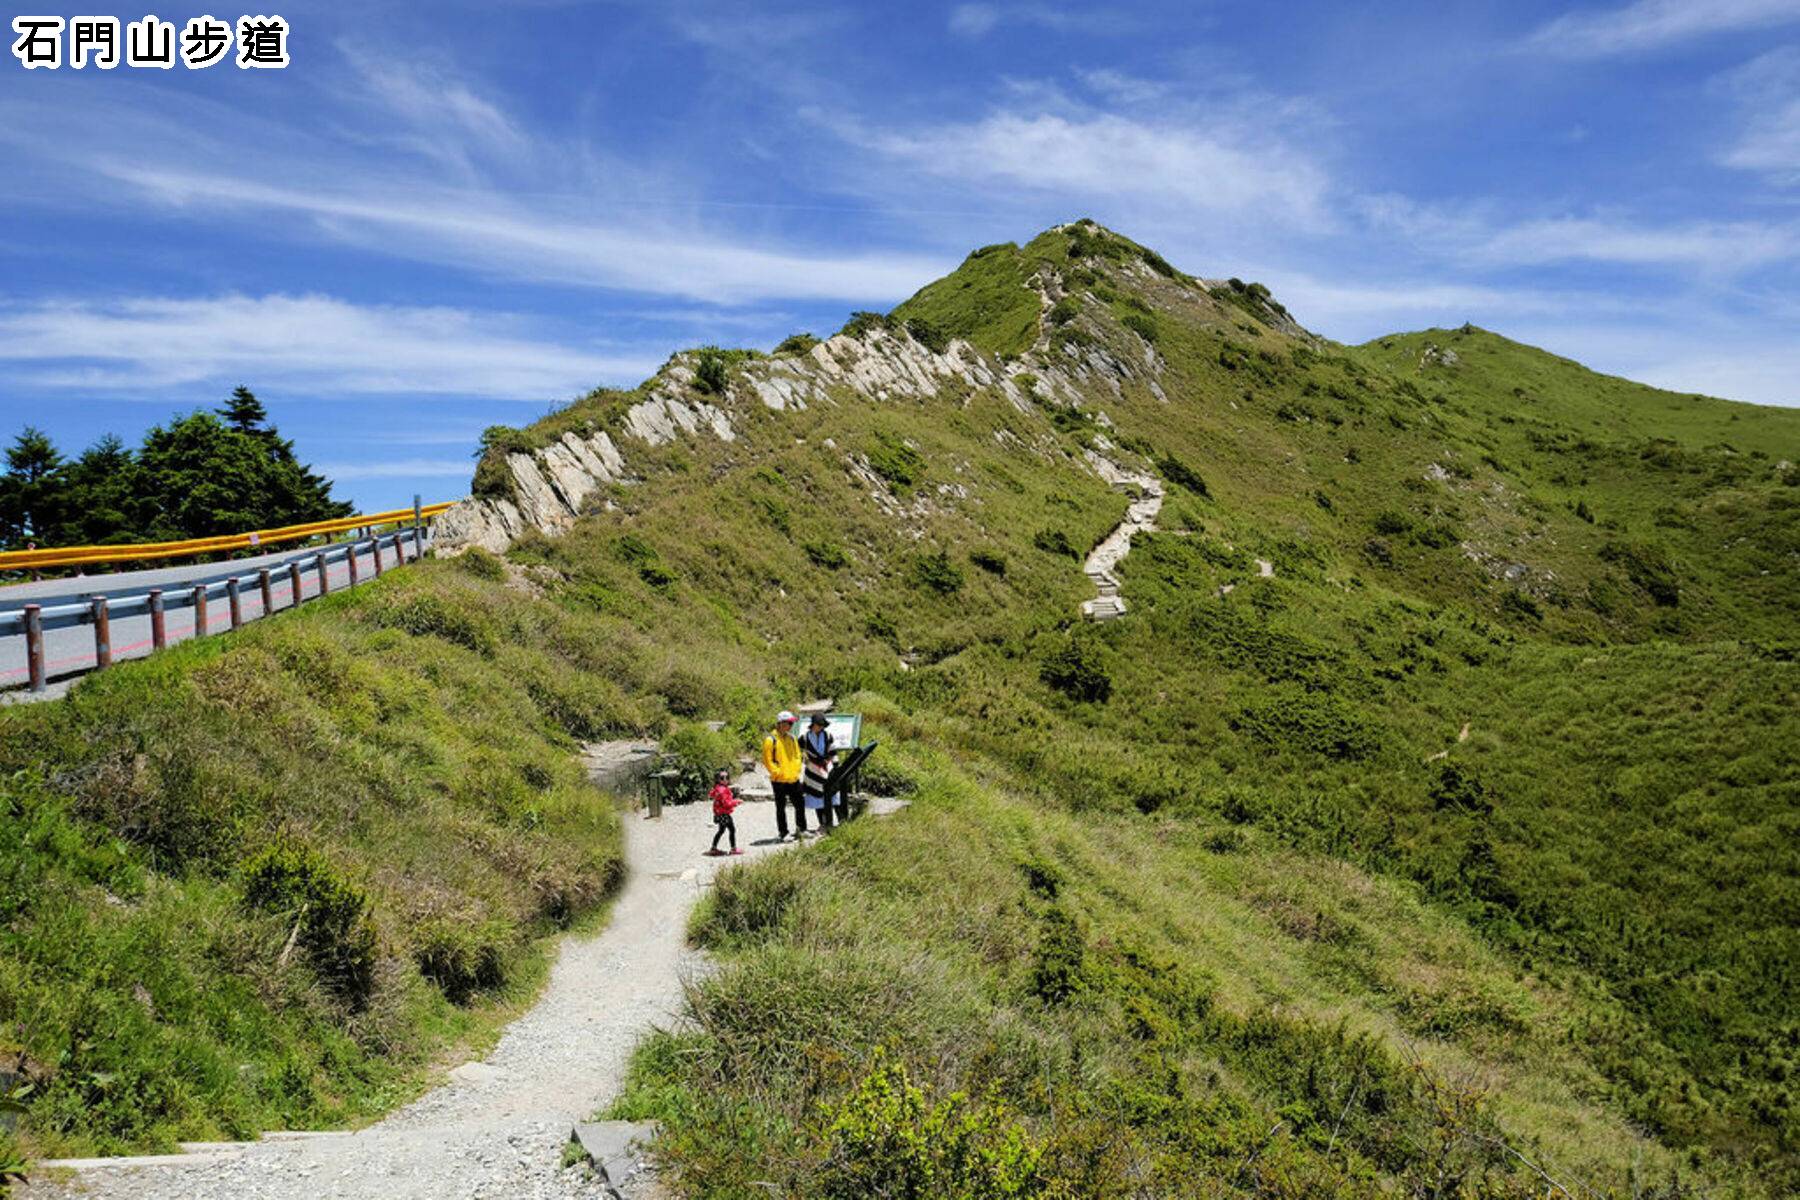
[2,512,442,695]
[0,500,456,572]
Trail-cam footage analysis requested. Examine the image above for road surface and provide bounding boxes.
[1,535,425,701]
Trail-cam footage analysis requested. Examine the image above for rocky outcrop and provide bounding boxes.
[434,305,1166,556]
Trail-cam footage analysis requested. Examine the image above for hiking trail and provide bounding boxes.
[32,756,901,1200]
[1082,455,1164,621]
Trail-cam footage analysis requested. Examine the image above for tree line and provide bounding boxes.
[0,388,352,551]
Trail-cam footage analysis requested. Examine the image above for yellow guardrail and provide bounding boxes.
[0,502,456,571]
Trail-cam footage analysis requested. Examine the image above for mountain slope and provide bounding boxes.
[433,221,1797,1194]
[1,221,1794,1196]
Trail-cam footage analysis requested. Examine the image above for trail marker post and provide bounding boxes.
[91,597,112,670]
[148,589,166,650]
[23,605,45,693]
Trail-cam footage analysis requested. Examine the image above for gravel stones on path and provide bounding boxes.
[28,773,872,1200]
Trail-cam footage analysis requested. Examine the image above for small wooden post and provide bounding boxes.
[372,535,385,576]
[192,585,208,638]
[315,553,328,598]
[91,597,112,669]
[148,589,166,650]
[227,577,244,630]
[346,543,360,587]
[288,561,304,608]
[258,569,274,617]
[23,605,45,693]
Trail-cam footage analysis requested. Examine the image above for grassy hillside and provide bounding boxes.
[0,563,645,1159]
[1,220,1793,1195]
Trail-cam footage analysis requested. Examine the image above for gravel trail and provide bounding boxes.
[34,774,842,1200]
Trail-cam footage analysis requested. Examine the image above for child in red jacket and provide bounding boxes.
[707,770,742,856]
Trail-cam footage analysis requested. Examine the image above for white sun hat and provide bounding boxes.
[777,710,796,723]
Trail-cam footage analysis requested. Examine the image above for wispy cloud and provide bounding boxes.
[1718,47,1800,183]
[846,109,1331,227]
[0,294,658,399]
[947,4,1141,38]
[316,458,481,481]
[1464,215,1800,270]
[1524,0,1800,57]
[87,162,945,305]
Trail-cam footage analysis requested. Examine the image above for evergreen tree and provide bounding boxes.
[0,426,67,546]
[2,390,353,551]
[218,385,270,436]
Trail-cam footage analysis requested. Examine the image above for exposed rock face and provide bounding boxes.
[434,308,1170,556]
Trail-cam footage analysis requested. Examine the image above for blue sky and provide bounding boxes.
[3,0,1798,513]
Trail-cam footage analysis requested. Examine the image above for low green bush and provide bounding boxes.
[240,838,377,1008]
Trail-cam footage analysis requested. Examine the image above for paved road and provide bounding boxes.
[1,535,426,702]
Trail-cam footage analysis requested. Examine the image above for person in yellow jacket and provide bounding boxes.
[762,710,807,840]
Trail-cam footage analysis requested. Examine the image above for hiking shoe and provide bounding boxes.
[730,848,744,855]
[703,848,724,857]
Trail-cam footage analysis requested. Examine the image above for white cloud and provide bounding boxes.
[1525,0,1800,57]
[949,4,1001,36]
[0,294,659,399]
[853,110,1331,227]
[1464,216,1799,270]
[1718,48,1800,182]
[97,164,947,305]
[316,459,481,481]
[947,4,1139,38]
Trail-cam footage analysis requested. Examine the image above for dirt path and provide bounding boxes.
[35,772,884,1200]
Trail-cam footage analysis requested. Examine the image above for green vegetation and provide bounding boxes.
[4,223,1797,1196]
[0,562,639,1156]
[1,388,350,551]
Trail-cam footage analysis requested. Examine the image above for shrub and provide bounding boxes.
[1120,311,1159,344]
[775,332,820,356]
[841,311,895,339]
[412,919,505,1004]
[1430,762,1495,816]
[663,723,738,804]
[1140,247,1176,277]
[240,838,377,1007]
[1031,905,1085,1003]
[1157,455,1210,498]
[1033,528,1077,559]
[694,348,728,396]
[1230,691,1379,760]
[904,317,950,354]
[970,548,1008,575]
[867,434,926,492]
[910,549,964,595]
[1600,539,1680,606]
[454,547,507,582]
[1039,631,1112,703]
[804,541,849,570]
[1047,297,1080,326]
[818,1052,1050,1200]
[366,590,497,656]
[695,852,810,947]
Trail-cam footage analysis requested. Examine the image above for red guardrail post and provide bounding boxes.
[149,589,166,650]
[258,569,273,617]
[227,577,243,630]
[347,543,360,587]
[91,596,112,669]
[315,553,328,598]
[288,561,303,608]
[23,604,45,693]
[192,585,208,638]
